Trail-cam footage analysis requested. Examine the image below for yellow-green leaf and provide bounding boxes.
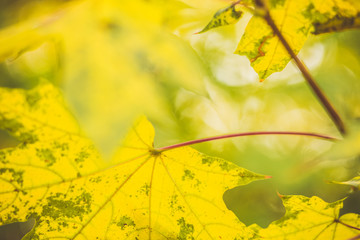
[0,83,268,239]
[232,0,360,80]
[329,176,360,191]
[235,0,313,80]
[197,1,244,34]
[313,14,360,34]
[310,0,360,34]
[252,195,360,239]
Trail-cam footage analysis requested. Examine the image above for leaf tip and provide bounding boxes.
[259,78,265,82]
[276,191,285,198]
[195,27,210,34]
[264,175,272,179]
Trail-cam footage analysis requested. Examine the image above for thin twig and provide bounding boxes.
[156,131,339,151]
[257,2,347,136]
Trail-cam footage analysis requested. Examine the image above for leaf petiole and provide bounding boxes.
[337,219,360,232]
[156,131,339,151]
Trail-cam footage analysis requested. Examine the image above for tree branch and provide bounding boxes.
[156,131,339,151]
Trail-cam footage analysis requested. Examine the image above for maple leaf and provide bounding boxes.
[235,0,360,80]
[199,0,360,81]
[235,0,314,80]
[251,195,360,239]
[196,1,245,34]
[0,82,268,239]
[310,0,360,34]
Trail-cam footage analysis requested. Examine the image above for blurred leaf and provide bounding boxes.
[323,122,360,160]
[0,83,268,239]
[313,14,360,35]
[0,15,50,63]
[0,1,77,62]
[311,0,360,34]
[252,195,360,239]
[197,1,244,34]
[0,0,209,157]
[330,176,360,191]
[60,0,209,157]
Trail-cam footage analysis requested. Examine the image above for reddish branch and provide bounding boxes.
[255,1,347,136]
[156,131,338,151]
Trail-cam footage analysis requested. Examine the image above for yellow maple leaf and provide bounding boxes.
[251,195,360,239]
[235,0,313,80]
[232,0,359,80]
[0,82,267,239]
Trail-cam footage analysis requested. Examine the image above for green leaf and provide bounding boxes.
[252,195,360,239]
[197,1,245,34]
[0,83,268,239]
